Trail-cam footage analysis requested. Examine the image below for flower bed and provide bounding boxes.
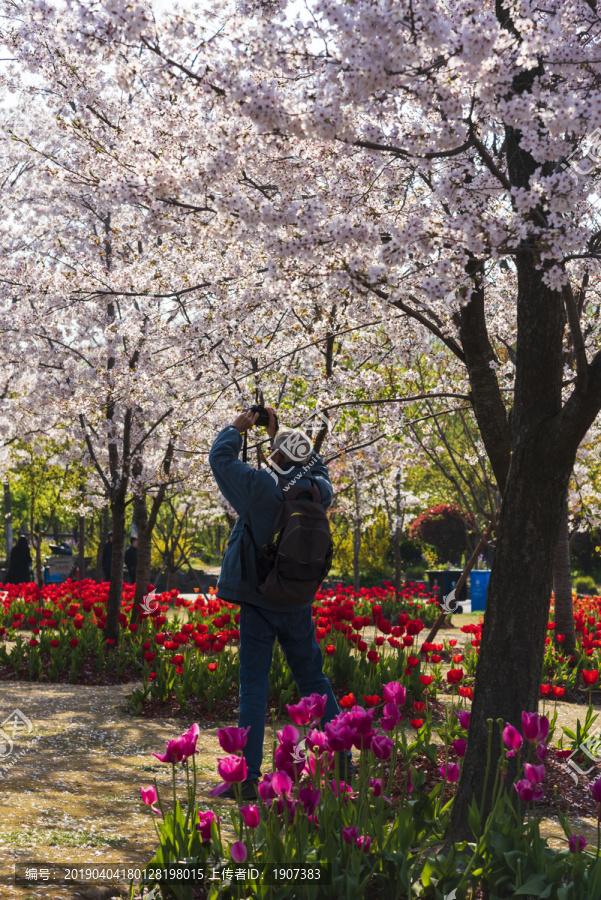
[130,694,601,900]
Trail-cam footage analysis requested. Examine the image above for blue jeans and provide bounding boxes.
[238,603,348,781]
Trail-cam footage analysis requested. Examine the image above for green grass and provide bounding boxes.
[1,827,127,848]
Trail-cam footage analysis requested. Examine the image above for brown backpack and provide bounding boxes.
[243,475,333,605]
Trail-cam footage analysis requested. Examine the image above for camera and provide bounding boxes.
[247,405,278,430]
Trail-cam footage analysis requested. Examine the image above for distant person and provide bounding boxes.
[6,536,32,584]
[124,536,137,584]
[102,532,113,582]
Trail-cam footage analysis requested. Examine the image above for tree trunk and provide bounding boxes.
[34,533,43,587]
[95,506,109,581]
[131,492,152,621]
[3,481,12,563]
[451,439,572,839]
[104,492,126,641]
[78,515,85,581]
[552,496,575,655]
[352,480,361,591]
[393,467,402,596]
[166,564,178,591]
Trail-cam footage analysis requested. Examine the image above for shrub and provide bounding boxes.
[574,575,598,595]
[408,504,473,566]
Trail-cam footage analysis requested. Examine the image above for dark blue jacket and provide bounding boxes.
[208,425,333,611]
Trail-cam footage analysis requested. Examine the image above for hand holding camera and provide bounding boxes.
[232,405,278,437]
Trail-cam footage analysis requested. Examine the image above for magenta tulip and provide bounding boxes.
[455,709,471,730]
[140,785,158,806]
[521,712,549,743]
[452,738,467,757]
[524,763,545,785]
[307,729,328,752]
[231,841,247,863]
[198,809,216,841]
[342,826,358,844]
[271,771,293,796]
[380,702,401,732]
[240,804,260,828]
[588,776,601,804]
[307,693,327,720]
[536,741,548,761]
[514,779,543,802]
[370,734,394,760]
[325,718,357,752]
[382,681,406,706]
[218,726,250,754]
[218,754,248,783]
[502,724,523,756]
[440,763,460,783]
[298,786,321,814]
[286,697,313,725]
[258,773,275,801]
[569,834,587,853]
[180,723,200,758]
[346,705,375,734]
[277,724,301,747]
[152,736,186,764]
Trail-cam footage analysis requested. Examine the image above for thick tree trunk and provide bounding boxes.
[552,496,575,655]
[104,492,126,641]
[451,440,572,839]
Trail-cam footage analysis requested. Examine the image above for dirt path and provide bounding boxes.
[0,681,263,900]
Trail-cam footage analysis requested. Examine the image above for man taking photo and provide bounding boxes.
[209,407,352,800]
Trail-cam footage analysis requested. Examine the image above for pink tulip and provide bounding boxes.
[452,738,467,757]
[513,779,543,802]
[569,834,587,853]
[330,779,353,798]
[286,697,313,725]
[307,693,327,720]
[370,734,394,760]
[152,736,186,764]
[380,702,401,732]
[218,726,250,754]
[325,718,357,752]
[218,754,248,783]
[240,805,260,828]
[198,810,216,841]
[140,785,158,806]
[180,723,200,758]
[345,705,375,734]
[439,763,460,783]
[231,841,247,863]
[258,773,275,801]
[271,771,293,796]
[298,786,321,814]
[524,763,545,785]
[589,776,601,804]
[277,724,301,747]
[140,785,161,815]
[521,712,549,743]
[356,835,371,852]
[455,709,471,730]
[502,724,523,756]
[382,681,406,706]
[307,729,328,752]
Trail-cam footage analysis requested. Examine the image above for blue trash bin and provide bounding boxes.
[470,570,491,611]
